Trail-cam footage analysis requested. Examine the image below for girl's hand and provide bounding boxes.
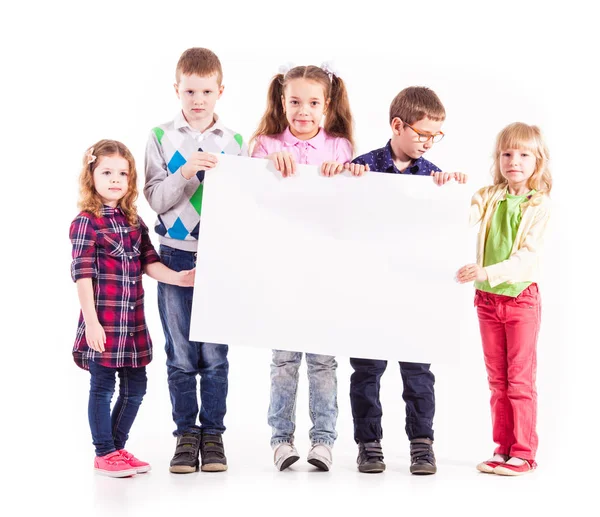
[321,161,344,177]
[181,152,218,179]
[268,152,296,177]
[345,163,370,176]
[85,321,106,352]
[455,264,488,283]
[176,268,196,287]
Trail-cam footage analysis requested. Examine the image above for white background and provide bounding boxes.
[1,0,596,515]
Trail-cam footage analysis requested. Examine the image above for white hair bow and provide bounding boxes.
[320,60,338,78]
[278,62,295,76]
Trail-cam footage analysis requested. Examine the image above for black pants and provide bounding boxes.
[349,358,435,442]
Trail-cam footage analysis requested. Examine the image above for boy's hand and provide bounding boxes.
[85,320,106,352]
[175,268,196,287]
[268,152,296,177]
[455,264,487,283]
[432,171,469,186]
[181,152,218,180]
[453,172,468,184]
[345,163,370,176]
[321,161,344,177]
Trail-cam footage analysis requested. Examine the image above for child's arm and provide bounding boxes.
[321,137,354,177]
[457,197,551,285]
[144,130,207,214]
[251,136,296,177]
[76,278,106,352]
[144,262,195,287]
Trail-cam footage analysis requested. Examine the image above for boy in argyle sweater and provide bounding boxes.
[144,47,247,474]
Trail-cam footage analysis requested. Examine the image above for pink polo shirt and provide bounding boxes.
[251,127,352,166]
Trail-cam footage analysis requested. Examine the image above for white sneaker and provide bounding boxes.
[307,443,333,471]
[273,443,300,471]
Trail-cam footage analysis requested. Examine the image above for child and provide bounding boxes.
[456,122,552,476]
[346,86,467,475]
[70,140,195,478]
[144,48,247,474]
[250,63,354,471]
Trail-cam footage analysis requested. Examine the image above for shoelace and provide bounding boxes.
[361,441,384,461]
[410,442,435,465]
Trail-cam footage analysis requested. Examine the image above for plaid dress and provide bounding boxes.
[70,206,160,370]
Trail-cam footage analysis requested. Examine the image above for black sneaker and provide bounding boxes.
[200,433,228,472]
[169,432,201,474]
[409,438,437,475]
[357,441,386,473]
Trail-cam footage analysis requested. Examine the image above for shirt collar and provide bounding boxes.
[101,205,121,216]
[384,140,425,174]
[282,126,326,149]
[174,110,224,136]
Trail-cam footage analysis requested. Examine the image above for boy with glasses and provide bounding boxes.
[346,86,466,474]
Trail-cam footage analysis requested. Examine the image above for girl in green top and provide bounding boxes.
[456,122,552,476]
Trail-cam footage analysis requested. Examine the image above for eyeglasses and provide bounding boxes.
[404,123,444,144]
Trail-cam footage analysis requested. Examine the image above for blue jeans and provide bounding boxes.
[268,350,338,447]
[349,358,435,442]
[158,245,229,436]
[88,361,147,456]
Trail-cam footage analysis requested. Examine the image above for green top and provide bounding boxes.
[475,190,534,297]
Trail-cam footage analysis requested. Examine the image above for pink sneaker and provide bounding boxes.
[118,449,151,473]
[493,459,537,476]
[94,451,137,478]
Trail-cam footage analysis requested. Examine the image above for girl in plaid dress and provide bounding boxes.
[70,140,196,477]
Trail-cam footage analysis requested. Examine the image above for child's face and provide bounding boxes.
[93,154,130,208]
[500,148,536,189]
[175,73,224,126]
[282,78,329,140]
[391,116,444,160]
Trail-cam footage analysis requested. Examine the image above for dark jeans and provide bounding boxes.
[88,361,147,456]
[349,358,435,442]
[158,245,229,436]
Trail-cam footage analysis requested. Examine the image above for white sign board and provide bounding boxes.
[189,155,473,363]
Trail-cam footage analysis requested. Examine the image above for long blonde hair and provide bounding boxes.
[491,122,552,203]
[251,65,354,151]
[77,139,139,225]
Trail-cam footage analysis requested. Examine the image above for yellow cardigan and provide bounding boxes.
[469,184,551,288]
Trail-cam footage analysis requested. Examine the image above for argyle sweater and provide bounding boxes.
[144,112,248,251]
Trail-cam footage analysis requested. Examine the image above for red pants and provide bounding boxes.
[475,283,540,460]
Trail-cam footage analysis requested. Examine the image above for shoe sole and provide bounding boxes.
[476,463,498,474]
[169,464,198,474]
[95,468,137,478]
[201,463,228,472]
[277,455,300,471]
[307,458,330,472]
[410,466,437,475]
[358,464,386,473]
[493,466,534,476]
[134,466,152,474]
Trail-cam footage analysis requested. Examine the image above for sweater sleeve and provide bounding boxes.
[484,198,551,287]
[143,129,199,215]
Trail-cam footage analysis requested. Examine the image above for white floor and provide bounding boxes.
[11,337,593,517]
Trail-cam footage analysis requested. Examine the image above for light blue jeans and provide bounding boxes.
[268,350,338,447]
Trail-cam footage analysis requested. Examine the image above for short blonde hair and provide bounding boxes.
[389,86,446,124]
[492,122,552,198]
[176,47,223,84]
